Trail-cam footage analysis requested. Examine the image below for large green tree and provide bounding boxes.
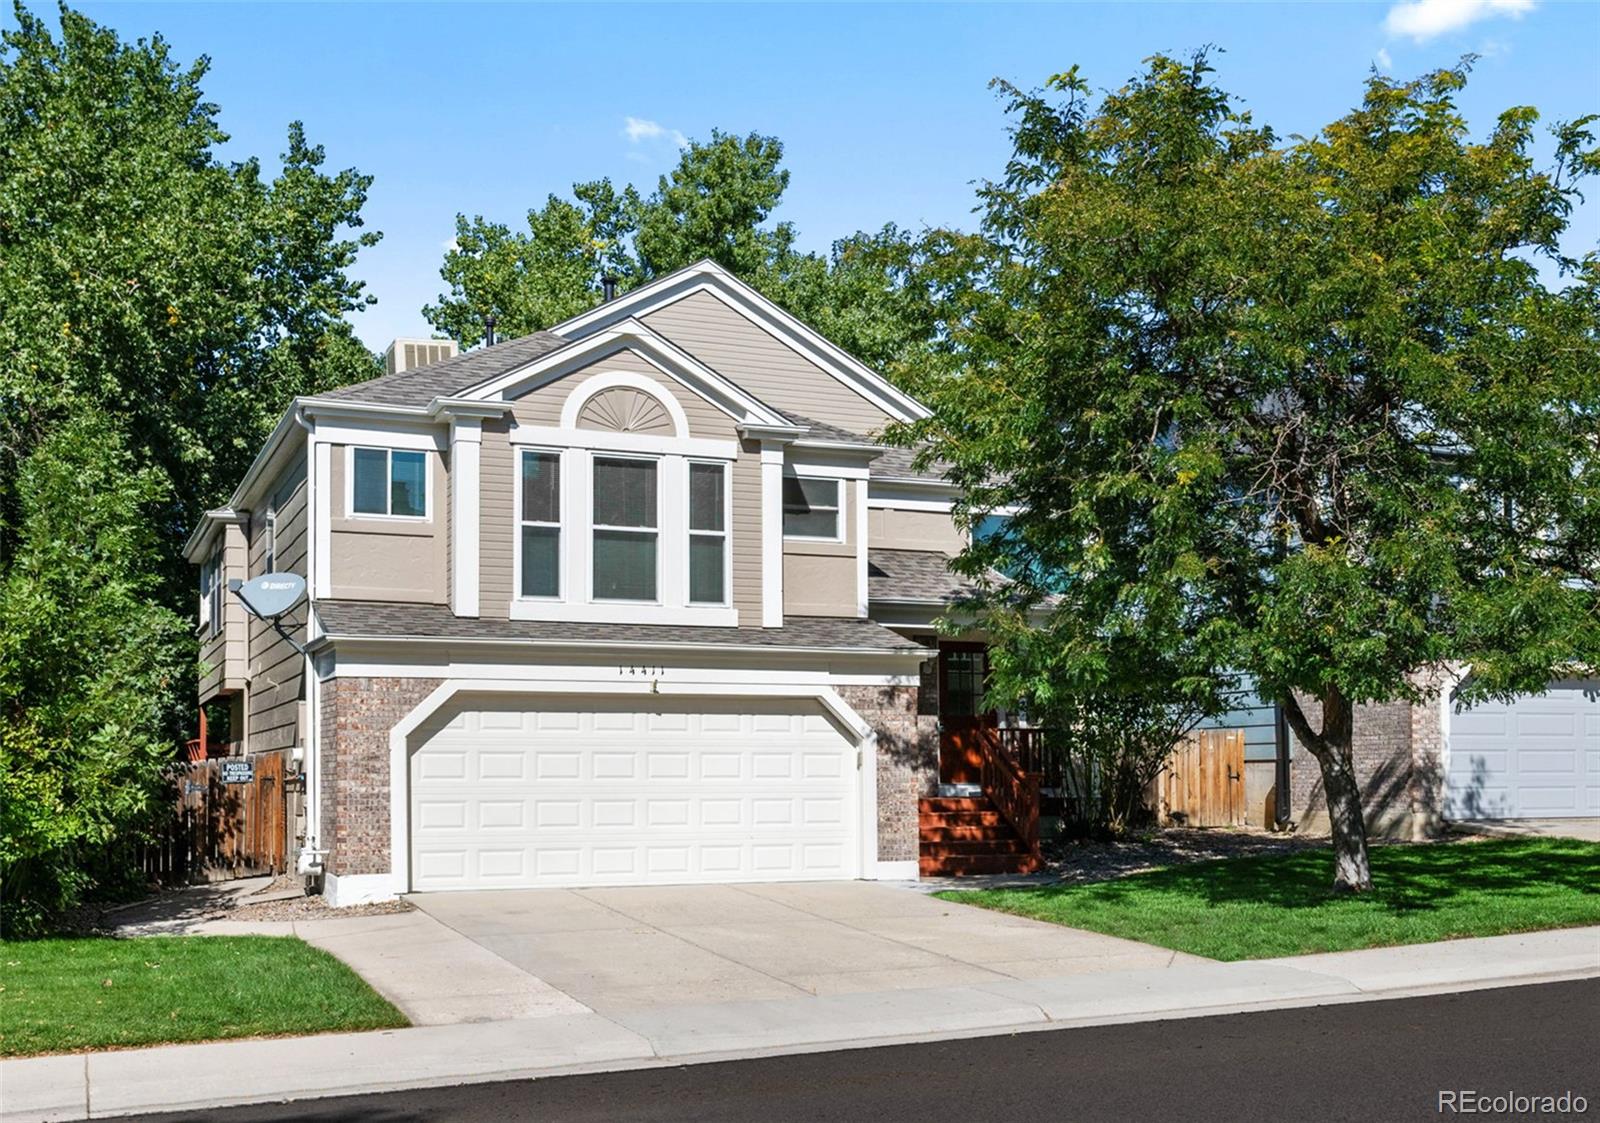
[894,54,1599,892]
[424,130,948,370]
[0,4,381,928]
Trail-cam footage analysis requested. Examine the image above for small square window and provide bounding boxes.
[351,448,428,518]
[782,476,840,539]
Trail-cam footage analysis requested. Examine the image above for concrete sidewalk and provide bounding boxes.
[5,925,1595,1123]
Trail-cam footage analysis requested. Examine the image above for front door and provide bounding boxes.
[939,643,996,785]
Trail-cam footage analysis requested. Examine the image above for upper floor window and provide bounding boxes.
[352,447,427,518]
[688,462,727,604]
[263,509,277,574]
[593,456,658,601]
[199,551,222,637]
[783,476,840,540]
[519,451,561,598]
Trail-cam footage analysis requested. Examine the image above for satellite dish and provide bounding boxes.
[236,572,307,620]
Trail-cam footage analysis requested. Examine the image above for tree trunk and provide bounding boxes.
[1282,690,1373,893]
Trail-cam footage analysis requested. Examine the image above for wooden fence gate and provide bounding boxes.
[1159,730,1246,828]
[141,751,288,882]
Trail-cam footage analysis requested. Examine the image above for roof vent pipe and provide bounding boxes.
[601,274,619,303]
[483,312,497,348]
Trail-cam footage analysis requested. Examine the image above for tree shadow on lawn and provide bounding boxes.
[1062,839,1600,914]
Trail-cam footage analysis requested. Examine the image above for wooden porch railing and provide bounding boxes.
[976,727,1042,860]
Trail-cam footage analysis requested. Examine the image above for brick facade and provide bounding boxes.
[316,676,937,880]
[838,683,940,863]
[319,676,442,876]
[1288,677,1447,839]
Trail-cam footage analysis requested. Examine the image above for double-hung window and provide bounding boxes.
[519,451,561,597]
[200,553,222,637]
[263,510,277,575]
[782,476,840,539]
[688,462,727,604]
[592,456,658,601]
[351,447,427,518]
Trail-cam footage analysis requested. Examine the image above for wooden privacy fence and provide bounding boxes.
[1159,729,1246,828]
[139,750,289,883]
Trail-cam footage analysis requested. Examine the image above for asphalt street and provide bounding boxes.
[109,979,1598,1123]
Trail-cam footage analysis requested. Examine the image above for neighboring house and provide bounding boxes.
[182,260,1036,905]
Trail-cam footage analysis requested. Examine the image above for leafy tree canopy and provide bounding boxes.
[423,130,946,368]
[893,52,1600,891]
[0,3,382,929]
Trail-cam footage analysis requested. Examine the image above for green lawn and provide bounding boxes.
[0,936,407,1057]
[936,838,1600,961]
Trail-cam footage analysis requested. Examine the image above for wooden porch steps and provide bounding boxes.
[918,795,1043,877]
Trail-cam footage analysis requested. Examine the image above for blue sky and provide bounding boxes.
[17,1,1600,350]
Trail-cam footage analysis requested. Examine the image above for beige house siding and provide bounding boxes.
[246,458,308,753]
[509,346,733,436]
[783,479,857,617]
[643,290,894,435]
[326,445,449,604]
[480,418,515,617]
[868,507,965,555]
[197,522,249,702]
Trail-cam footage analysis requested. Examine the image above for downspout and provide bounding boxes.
[292,404,327,879]
[1274,703,1292,831]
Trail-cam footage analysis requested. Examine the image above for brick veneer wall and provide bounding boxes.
[838,683,939,863]
[317,676,936,879]
[1287,675,1447,839]
[319,676,442,876]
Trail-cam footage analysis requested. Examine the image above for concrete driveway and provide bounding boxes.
[411,881,1195,1014]
[1453,818,1600,842]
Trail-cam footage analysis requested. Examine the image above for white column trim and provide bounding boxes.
[450,417,482,617]
[854,477,869,618]
[761,441,785,628]
[312,439,332,598]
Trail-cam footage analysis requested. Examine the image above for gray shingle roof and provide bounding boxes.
[322,332,571,408]
[779,412,876,446]
[314,600,925,653]
[871,446,955,485]
[868,548,982,603]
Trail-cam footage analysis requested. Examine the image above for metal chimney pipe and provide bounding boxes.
[484,312,497,347]
[601,274,619,303]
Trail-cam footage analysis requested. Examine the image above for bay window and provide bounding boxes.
[592,456,658,601]
[519,450,561,597]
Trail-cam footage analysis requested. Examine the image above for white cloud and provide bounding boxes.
[1376,46,1394,69]
[623,116,688,149]
[1383,0,1535,42]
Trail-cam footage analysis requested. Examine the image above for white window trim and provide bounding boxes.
[782,473,845,543]
[686,459,732,608]
[345,445,433,523]
[510,446,739,627]
[513,447,566,602]
[263,509,278,575]
[590,452,663,606]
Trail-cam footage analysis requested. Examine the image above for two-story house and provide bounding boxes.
[183,260,1040,906]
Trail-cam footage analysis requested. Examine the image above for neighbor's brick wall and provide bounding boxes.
[1288,672,1448,839]
[838,683,939,864]
[319,676,442,876]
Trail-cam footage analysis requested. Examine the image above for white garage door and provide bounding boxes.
[409,696,859,891]
[1446,679,1600,820]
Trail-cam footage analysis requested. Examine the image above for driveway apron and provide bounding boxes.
[411,881,1192,1015]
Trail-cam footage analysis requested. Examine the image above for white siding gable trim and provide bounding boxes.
[461,320,790,428]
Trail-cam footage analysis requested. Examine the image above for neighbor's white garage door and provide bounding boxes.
[1446,679,1599,820]
[409,696,858,890]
